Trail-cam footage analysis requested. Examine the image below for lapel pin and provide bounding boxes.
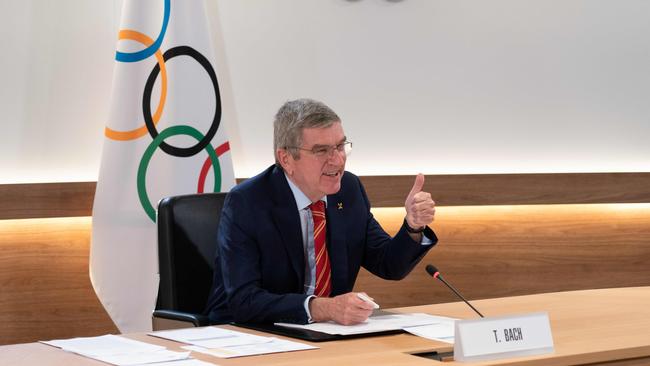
[337,202,343,210]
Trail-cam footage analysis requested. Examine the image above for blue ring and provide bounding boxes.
[115,0,170,63]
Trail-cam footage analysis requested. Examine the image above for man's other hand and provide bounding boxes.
[309,292,374,325]
[404,173,435,230]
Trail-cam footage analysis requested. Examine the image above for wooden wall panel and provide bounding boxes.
[2,173,650,219]
[360,173,650,207]
[354,204,650,309]
[0,197,649,344]
[0,218,117,345]
[0,182,96,220]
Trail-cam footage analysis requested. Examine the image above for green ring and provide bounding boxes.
[137,125,221,222]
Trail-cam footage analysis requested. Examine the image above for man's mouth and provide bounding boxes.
[323,171,341,177]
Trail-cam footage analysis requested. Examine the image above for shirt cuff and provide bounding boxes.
[420,229,434,246]
[304,295,316,323]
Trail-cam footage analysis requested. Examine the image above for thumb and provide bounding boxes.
[408,173,425,199]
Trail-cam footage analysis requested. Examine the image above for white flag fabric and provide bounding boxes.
[91,0,236,333]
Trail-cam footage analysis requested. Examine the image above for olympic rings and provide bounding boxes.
[115,0,170,63]
[142,45,222,157]
[105,30,168,141]
[109,2,230,222]
[137,125,222,222]
[198,141,230,193]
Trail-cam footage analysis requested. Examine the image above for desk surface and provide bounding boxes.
[2,287,650,366]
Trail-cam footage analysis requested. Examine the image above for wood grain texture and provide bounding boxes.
[359,173,650,207]
[0,182,96,220]
[0,217,117,345]
[2,173,650,219]
[1,204,649,346]
[354,204,650,309]
[2,288,650,365]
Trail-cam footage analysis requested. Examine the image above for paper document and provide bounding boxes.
[92,350,192,366]
[150,326,272,348]
[152,326,317,359]
[141,360,214,366]
[403,316,457,344]
[275,312,442,335]
[42,334,164,356]
[183,338,317,358]
[41,334,190,365]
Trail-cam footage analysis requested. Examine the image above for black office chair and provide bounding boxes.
[152,192,227,330]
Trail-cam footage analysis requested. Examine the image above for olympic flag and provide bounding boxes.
[91,0,235,332]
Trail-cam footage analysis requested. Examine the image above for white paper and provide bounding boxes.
[41,334,164,356]
[147,360,215,366]
[404,316,457,344]
[41,334,191,365]
[191,335,273,349]
[149,326,273,348]
[93,350,191,366]
[183,338,317,359]
[149,327,239,343]
[275,312,441,335]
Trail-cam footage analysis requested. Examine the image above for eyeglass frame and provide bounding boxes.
[285,141,353,159]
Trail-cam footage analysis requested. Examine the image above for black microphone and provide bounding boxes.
[425,264,484,318]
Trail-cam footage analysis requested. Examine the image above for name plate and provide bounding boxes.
[454,312,554,362]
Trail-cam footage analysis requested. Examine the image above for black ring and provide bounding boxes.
[142,45,222,157]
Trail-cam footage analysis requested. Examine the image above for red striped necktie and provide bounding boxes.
[309,200,331,297]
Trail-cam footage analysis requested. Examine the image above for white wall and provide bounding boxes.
[0,1,120,183]
[2,0,649,183]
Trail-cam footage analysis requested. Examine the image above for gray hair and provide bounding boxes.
[274,98,341,162]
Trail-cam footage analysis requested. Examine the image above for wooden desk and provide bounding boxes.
[2,287,650,366]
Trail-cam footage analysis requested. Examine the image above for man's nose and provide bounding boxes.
[327,147,345,164]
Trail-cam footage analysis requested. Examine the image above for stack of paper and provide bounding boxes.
[149,326,317,359]
[275,312,457,343]
[150,327,272,349]
[403,315,456,344]
[276,312,446,335]
[41,334,192,365]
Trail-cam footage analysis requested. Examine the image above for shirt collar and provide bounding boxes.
[284,173,328,210]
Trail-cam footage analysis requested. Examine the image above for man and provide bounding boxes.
[205,98,437,325]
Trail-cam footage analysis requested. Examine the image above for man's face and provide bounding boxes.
[280,122,347,202]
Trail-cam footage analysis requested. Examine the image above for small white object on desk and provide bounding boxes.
[454,312,554,362]
[357,293,380,309]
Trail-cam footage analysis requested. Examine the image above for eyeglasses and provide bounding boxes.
[288,141,353,159]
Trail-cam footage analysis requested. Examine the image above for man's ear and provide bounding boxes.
[276,148,294,175]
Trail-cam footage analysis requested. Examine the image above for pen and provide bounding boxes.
[357,293,380,309]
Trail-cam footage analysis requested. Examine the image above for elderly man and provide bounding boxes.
[206,98,437,325]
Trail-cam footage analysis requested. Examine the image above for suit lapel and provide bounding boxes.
[269,167,305,288]
[326,194,348,295]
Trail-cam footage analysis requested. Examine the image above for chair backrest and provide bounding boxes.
[156,192,227,314]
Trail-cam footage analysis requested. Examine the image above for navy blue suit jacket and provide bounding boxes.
[205,165,437,324]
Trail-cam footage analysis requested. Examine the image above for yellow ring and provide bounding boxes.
[105,29,168,141]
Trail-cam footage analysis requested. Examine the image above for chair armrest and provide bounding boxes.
[152,310,210,329]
